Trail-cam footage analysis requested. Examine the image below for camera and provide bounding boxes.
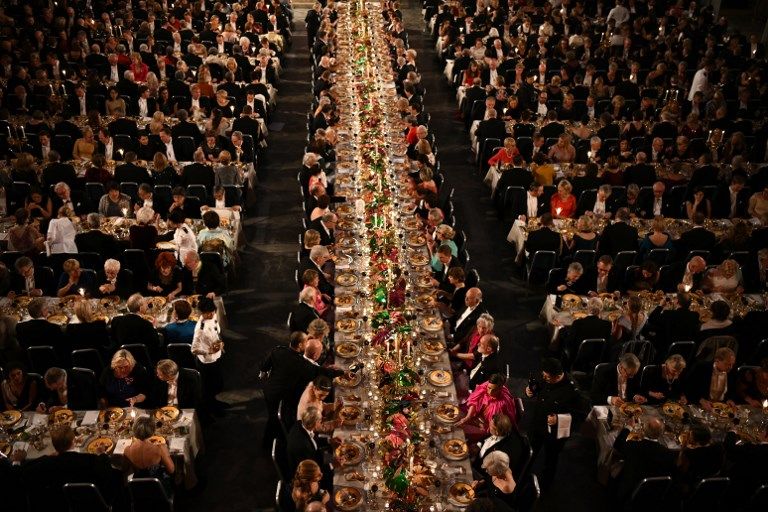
[528,372,541,396]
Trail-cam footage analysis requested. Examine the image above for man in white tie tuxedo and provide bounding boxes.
[468,334,501,390]
[450,287,484,345]
[159,127,177,162]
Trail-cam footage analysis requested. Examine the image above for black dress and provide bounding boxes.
[99,365,150,408]
[149,267,182,296]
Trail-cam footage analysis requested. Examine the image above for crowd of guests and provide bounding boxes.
[0,0,293,508]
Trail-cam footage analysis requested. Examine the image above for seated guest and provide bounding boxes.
[85,154,112,185]
[129,206,159,251]
[214,151,243,186]
[598,207,638,257]
[591,353,643,406]
[735,359,768,407]
[301,269,330,320]
[467,334,501,391]
[627,260,659,292]
[168,187,202,219]
[149,359,200,409]
[612,418,675,501]
[97,259,133,299]
[429,225,458,271]
[305,320,331,365]
[586,185,617,218]
[546,262,586,295]
[431,244,462,293]
[563,215,598,255]
[181,251,226,297]
[472,413,526,481]
[99,348,149,408]
[147,252,183,300]
[110,293,161,356]
[56,258,96,298]
[685,347,737,410]
[524,212,562,260]
[39,366,97,411]
[98,181,132,217]
[699,300,737,340]
[641,354,687,404]
[584,255,622,295]
[677,424,724,494]
[680,255,708,292]
[638,216,674,261]
[646,292,701,353]
[164,299,197,345]
[290,287,321,333]
[14,298,65,351]
[723,424,768,499]
[639,181,675,219]
[22,424,116,510]
[115,151,152,184]
[299,245,334,297]
[66,300,110,352]
[301,229,321,258]
[7,208,44,256]
[124,416,175,494]
[297,376,338,434]
[564,297,612,361]
[292,459,330,510]
[703,259,743,294]
[450,287,485,345]
[480,451,518,509]
[1,362,38,411]
[286,406,329,482]
[75,213,118,258]
[136,183,169,219]
[550,179,576,219]
[685,187,712,220]
[456,374,518,443]
[678,212,717,254]
[451,313,494,367]
[308,211,337,247]
[613,295,649,344]
[202,185,242,213]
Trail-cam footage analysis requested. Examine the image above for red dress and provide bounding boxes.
[550,193,576,218]
[487,148,519,167]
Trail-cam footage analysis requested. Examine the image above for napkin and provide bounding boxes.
[594,406,609,421]
[81,410,100,426]
[180,411,195,424]
[556,414,572,439]
[113,439,132,455]
[31,414,47,426]
[169,437,185,453]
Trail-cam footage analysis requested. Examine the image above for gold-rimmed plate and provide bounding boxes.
[336,272,359,287]
[335,294,356,308]
[448,482,475,506]
[435,403,461,423]
[98,407,125,423]
[428,369,453,387]
[335,372,362,388]
[336,318,359,333]
[50,408,76,425]
[420,316,443,332]
[407,233,427,247]
[334,441,364,466]
[86,436,114,454]
[420,339,445,356]
[442,438,469,460]
[711,402,735,418]
[414,274,433,288]
[47,313,69,325]
[156,241,176,250]
[186,295,201,308]
[335,342,361,359]
[402,218,422,231]
[620,403,643,416]
[661,402,685,418]
[334,487,363,511]
[339,405,362,426]
[415,293,435,308]
[147,435,167,445]
[409,252,429,266]
[0,410,22,427]
[146,296,167,311]
[154,406,180,422]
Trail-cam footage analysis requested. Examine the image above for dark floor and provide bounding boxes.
[185,3,610,511]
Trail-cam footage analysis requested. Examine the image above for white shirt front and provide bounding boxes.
[469,354,487,381]
[478,435,502,458]
[104,140,113,160]
[79,95,87,115]
[653,197,662,216]
[688,68,708,101]
[527,192,539,218]
[138,97,148,117]
[167,378,178,405]
[537,102,548,117]
[110,65,120,82]
[165,141,176,162]
[593,198,606,215]
[455,305,476,330]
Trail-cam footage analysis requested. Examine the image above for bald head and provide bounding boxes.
[466,287,483,308]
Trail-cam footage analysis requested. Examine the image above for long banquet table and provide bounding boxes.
[1,408,203,488]
[325,1,475,510]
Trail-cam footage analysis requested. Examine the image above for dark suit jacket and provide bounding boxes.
[565,315,612,360]
[172,120,203,146]
[65,320,110,353]
[613,428,676,501]
[685,361,737,405]
[10,267,55,296]
[598,221,638,257]
[638,194,677,219]
[42,162,78,189]
[452,305,485,343]
[712,185,750,219]
[474,429,528,480]
[475,118,508,142]
[108,117,139,139]
[724,431,768,497]
[114,163,152,184]
[16,318,69,361]
[677,226,717,254]
[469,351,501,389]
[148,368,201,409]
[109,313,160,356]
[289,302,321,333]
[622,163,657,188]
[591,364,640,405]
[23,452,117,510]
[525,226,562,257]
[647,306,701,352]
[181,262,227,296]
[181,162,215,189]
[286,422,325,478]
[580,266,622,295]
[308,218,335,246]
[298,257,334,297]
[74,230,118,260]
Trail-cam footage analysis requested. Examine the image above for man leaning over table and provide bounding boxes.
[591,353,644,407]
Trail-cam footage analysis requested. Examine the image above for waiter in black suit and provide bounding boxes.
[148,359,201,409]
[591,353,643,406]
[525,358,588,489]
[260,332,344,445]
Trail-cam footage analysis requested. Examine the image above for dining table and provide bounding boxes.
[324,1,477,510]
[0,407,204,488]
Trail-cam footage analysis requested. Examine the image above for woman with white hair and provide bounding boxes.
[480,450,517,506]
[129,206,159,252]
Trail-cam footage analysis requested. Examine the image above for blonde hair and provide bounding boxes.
[110,348,136,369]
[156,359,179,378]
[292,459,323,510]
[558,179,572,194]
[62,258,80,273]
[74,299,94,323]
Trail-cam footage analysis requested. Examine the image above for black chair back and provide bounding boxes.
[69,367,99,410]
[27,345,59,374]
[127,477,173,512]
[63,482,111,512]
[572,338,606,374]
[120,343,153,369]
[628,476,673,511]
[666,341,696,363]
[71,348,105,375]
[166,343,197,370]
[527,250,557,287]
[684,477,730,512]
